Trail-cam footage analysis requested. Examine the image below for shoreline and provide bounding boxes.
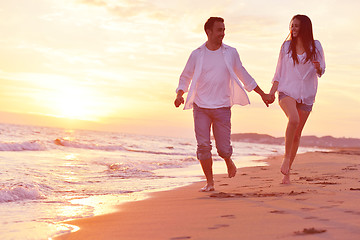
[54,148,360,240]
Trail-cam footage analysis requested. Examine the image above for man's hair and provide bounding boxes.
[204,17,224,32]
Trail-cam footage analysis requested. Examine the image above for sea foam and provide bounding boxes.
[54,138,126,151]
[0,184,46,202]
[0,141,46,151]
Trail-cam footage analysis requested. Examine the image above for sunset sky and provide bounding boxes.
[0,0,359,138]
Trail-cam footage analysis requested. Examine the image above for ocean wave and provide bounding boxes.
[231,133,360,148]
[54,138,190,156]
[54,138,125,151]
[106,162,155,178]
[0,183,46,203]
[0,141,46,151]
[127,148,188,156]
[180,157,197,162]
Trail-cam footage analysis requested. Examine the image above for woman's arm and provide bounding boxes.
[270,81,279,96]
[267,43,284,103]
[314,40,325,77]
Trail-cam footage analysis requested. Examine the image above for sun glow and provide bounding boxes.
[53,87,103,121]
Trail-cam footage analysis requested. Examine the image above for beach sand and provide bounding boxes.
[54,149,360,240]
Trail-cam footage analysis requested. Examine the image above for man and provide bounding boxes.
[175,17,271,192]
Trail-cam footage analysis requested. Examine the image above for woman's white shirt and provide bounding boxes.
[272,40,325,105]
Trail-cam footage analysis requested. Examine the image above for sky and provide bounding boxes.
[0,0,359,138]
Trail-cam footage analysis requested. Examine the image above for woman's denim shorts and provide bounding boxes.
[278,92,313,112]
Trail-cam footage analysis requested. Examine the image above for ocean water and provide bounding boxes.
[0,123,317,240]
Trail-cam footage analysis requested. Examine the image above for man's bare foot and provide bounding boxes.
[199,184,215,192]
[281,158,290,175]
[226,160,237,178]
[281,174,291,184]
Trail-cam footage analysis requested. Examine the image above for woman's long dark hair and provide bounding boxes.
[287,14,317,65]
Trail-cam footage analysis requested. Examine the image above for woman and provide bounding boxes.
[269,14,326,184]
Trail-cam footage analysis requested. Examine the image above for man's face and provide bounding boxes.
[207,21,225,45]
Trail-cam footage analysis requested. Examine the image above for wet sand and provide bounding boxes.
[55,148,360,240]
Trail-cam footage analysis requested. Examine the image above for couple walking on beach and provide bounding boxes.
[174,15,325,190]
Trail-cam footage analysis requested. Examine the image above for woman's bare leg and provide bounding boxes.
[281,109,310,184]
[289,109,311,168]
[279,97,299,176]
[279,102,311,184]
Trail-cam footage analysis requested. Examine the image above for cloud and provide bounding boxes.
[78,0,107,7]
[78,0,170,20]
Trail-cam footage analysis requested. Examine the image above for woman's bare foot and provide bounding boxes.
[281,158,290,175]
[281,174,291,184]
[226,159,237,178]
[199,184,215,192]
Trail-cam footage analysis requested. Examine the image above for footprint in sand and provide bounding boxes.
[320,205,338,209]
[270,210,286,214]
[262,179,273,182]
[170,237,192,240]
[299,176,314,181]
[313,182,338,185]
[301,207,315,211]
[210,192,234,198]
[250,176,261,179]
[288,190,307,196]
[344,210,360,215]
[220,214,236,219]
[342,166,358,171]
[294,227,326,235]
[328,200,344,204]
[208,224,230,230]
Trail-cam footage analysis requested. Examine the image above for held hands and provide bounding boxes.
[261,93,275,107]
[254,86,274,107]
[269,93,276,104]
